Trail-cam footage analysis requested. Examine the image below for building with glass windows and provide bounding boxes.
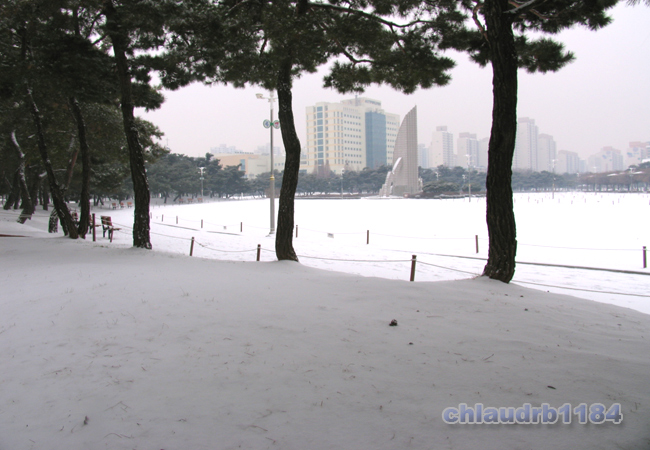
[304,97,400,175]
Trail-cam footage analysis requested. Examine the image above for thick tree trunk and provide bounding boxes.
[482,0,518,283]
[104,0,152,249]
[69,97,91,238]
[9,132,34,223]
[275,59,300,261]
[26,89,78,238]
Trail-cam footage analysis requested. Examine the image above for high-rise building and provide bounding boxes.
[587,146,624,173]
[624,141,650,168]
[556,150,581,174]
[457,132,479,170]
[478,137,489,171]
[418,143,428,169]
[514,117,538,171]
[428,126,454,168]
[304,97,399,174]
[537,133,557,173]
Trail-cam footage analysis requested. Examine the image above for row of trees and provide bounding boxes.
[143,154,604,198]
[2,0,632,282]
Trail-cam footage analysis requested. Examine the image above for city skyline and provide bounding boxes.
[139,3,649,162]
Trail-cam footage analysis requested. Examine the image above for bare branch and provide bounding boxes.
[505,0,546,15]
[472,3,488,41]
[308,2,429,29]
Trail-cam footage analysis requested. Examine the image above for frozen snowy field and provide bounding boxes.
[109,192,648,314]
[1,192,649,450]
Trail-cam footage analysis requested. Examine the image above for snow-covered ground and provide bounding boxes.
[1,192,649,449]
[85,192,649,314]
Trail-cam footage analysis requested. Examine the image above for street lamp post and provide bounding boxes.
[466,154,472,202]
[257,91,279,235]
[198,167,205,198]
[551,159,557,199]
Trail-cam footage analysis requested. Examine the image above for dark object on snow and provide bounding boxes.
[389,320,398,327]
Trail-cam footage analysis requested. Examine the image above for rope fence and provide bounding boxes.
[3,208,648,298]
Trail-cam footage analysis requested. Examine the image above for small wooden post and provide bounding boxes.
[296,225,298,238]
[176,216,178,224]
[241,222,243,233]
[367,230,370,245]
[475,235,479,254]
[201,219,203,229]
[644,246,647,269]
[161,214,164,222]
[92,213,96,242]
[190,237,195,256]
[410,255,417,282]
[256,244,261,261]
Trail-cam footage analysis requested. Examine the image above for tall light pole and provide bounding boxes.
[466,154,472,202]
[256,91,279,235]
[198,167,205,198]
[551,159,557,199]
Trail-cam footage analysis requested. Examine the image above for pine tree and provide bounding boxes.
[327,0,619,282]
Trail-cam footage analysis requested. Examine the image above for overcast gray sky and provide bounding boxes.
[139,3,650,160]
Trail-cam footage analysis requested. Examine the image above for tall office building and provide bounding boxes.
[537,133,557,172]
[457,132,479,170]
[514,117,538,171]
[304,97,400,175]
[428,126,455,168]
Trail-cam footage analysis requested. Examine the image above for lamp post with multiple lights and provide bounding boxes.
[256,91,279,235]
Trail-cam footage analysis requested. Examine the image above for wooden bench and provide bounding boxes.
[127,202,133,208]
[119,201,125,208]
[111,202,118,210]
[100,216,121,242]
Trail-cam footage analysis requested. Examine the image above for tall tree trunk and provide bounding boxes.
[3,170,20,210]
[275,59,300,261]
[68,97,91,238]
[41,181,49,211]
[104,0,152,249]
[26,87,78,239]
[27,168,46,212]
[482,0,518,282]
[9,132,34,223]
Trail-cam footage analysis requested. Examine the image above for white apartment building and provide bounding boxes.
[587,146,625,173]
[624,141,650,168]
[556,150,581,174]
[457,132,479,170]
[304,97,400,174]
[514,117,538,171]
[478,137,489,171]
[537,133,557,173]
[428,126,455,168]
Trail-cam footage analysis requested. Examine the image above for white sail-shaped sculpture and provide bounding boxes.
[379,106,419,197]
